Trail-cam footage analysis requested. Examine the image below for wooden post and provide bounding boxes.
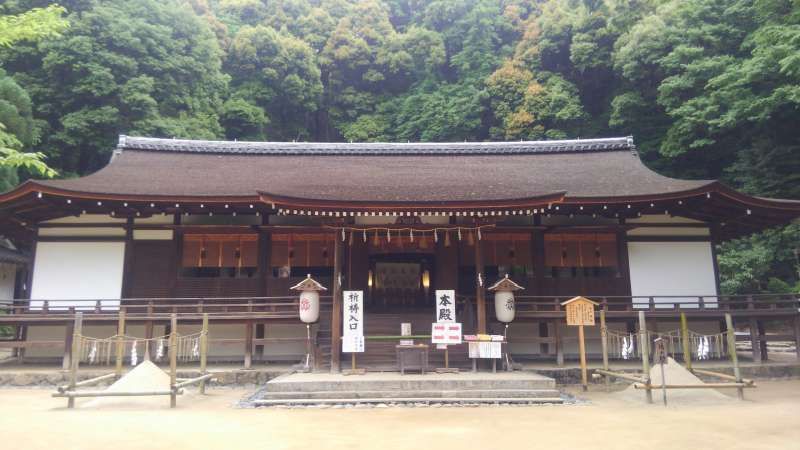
[67,313,83,409]
[244,320,253,370]
[794,316,800,361]
[600,310,609,390]
[200,313,208,394]
[680,313,692,370]
[144,302,154,361]
[725,313,744,400]
[554,320,564,366]
[638,311,652,404]
[330,235,343,373]
[62,314,75,371]
[748,318,761,362]
[169,313,178,408]
[115,308,126,377]
[578,323,588,391]
[757,320,768,361]
[475,238,486,334]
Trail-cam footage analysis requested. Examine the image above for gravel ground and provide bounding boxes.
[2,380,798,449]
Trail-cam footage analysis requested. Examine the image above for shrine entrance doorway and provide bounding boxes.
[367,253,434,312]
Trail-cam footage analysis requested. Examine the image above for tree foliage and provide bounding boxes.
[0,0,798,293]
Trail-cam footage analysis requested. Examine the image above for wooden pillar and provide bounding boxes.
[616,228,631,294]
[199,313,209,394]
[638,311,652,404]
[17,229,37,362]
[120,217,134,298]
[553,319,564,366]
[725,313,744,400]
[680,313,692,370]
[256,226,271,359]
[144,302,154,361]
[115,308,126,377]
[330,233,343,373]
[757,320,768,361]
[244,320,254,369]
[169,313,178,408]
[61,306,75,370]
[748,318,761,362]
[794,316,800,361]
[169,214,182,297]
[258,228,271,296]
[600,310,609,389]
[531,224,545,296]
[67,312,83,409]
[475,237,486,334]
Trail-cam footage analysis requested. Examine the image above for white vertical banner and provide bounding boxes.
[342,290,364,353]
[435,289,456,323]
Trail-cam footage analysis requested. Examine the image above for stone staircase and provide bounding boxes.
[251,371,563,406]
[314,310,473,371]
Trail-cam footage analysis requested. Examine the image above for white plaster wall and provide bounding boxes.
[31,241,125,309]
[39,227,125,237]
[133,230,173,240]
[42,214,126,224]
[628,242,718,308]
[628,227,710,236]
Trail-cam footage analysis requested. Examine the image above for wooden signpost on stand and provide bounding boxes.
[561,296,599,391]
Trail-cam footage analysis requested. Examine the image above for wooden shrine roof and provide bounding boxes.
[19,136,713,201]
[0,136,798,241]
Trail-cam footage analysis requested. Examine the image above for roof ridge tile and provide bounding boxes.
[117,136,634,156]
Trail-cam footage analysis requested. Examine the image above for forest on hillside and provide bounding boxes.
[0,0,798,294]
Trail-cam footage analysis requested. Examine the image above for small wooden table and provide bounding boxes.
[396,344,429,374]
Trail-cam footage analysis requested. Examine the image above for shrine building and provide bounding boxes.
[1,136,798,371]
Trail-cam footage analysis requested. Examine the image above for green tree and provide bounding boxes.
[2,0,228,175]
[0,4,67,183]
[226,24,322,140]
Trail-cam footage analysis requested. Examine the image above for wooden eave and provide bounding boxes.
[0,179,798,244]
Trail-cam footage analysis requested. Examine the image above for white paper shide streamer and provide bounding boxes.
[88,341,98,364]
[130,340,138,366]
[156,338,165,361]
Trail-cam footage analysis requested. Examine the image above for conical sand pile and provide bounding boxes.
[83,360,178,409]
[617,357,732,405]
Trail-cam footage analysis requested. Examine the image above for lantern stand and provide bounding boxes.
[488,274,524,372]
[290,274,327,373]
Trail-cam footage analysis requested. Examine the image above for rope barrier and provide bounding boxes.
[603,328,727,360]
[74,331,208,365]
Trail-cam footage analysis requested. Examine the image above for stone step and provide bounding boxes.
[265,373,556,392]
[252,397,564,406]
[261,388,562,400]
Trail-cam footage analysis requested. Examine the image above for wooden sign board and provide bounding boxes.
[561,296,598,327]
[342,291,364,353]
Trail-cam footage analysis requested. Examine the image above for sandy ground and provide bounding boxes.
[1,381,798,450]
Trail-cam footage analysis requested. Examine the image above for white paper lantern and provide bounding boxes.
[494,290,516,323]
[487,274,524,324]
[298,290,320,323]
[290,274,327,324]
